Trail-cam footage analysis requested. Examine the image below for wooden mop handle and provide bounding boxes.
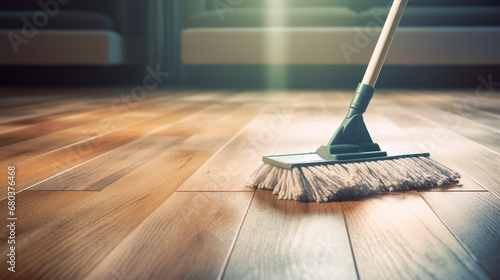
[362,0,408,87]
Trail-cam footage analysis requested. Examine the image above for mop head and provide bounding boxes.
[248,156,460,202]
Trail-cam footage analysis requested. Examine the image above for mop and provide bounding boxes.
[248,0,460,202]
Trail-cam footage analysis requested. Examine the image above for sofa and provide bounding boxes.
[0,0,144,66]
[181,0,500,87]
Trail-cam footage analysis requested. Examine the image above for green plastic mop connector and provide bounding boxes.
[316,83,388,160]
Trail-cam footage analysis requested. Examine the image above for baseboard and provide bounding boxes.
[0,65,145,86]
[187,65,500,89]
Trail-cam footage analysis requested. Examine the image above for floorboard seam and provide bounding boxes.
[417,192,495,280]
[217,191,256,280]
[177,103,270,192]
[8,98,235,196]
[340,202,361,280]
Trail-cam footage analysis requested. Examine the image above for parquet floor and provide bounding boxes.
[0,87,499,280]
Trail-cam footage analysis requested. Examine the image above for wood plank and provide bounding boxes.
[220,90,286,104]
[0,95,172,165]
[0,91,181,147]
[0,100,95,134]
[178,95,294,191]
[0,105,147,160]
[433,90,500,116]
[223,190,357,280]
[420,192,500,279]
[0,103,261,280]
[0,190,97,277]
[1,89,498,280]
[272,92,340,155]
[0,103,202,198]
[0,102,119,147]
[393,94,500,154]
[31,102,243,191]
[85,192,253,280]
[0,87,134,127]
[373,97,500,196]
[343,192,490,280]
[0,92,227,197]
[0,190,97,240]
[0,87,120,121]
[179,91,344,192]
[0,89,81,109]
[221,92,356,279]
[0,98,92,123]
[419,92,500,131]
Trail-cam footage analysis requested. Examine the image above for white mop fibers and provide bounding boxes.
[247,156,460,202]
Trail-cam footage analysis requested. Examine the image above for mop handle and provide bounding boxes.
[361,0,408,87]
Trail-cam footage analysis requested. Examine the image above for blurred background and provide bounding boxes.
[1,0,499,88]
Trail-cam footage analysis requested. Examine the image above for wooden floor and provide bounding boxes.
[0,87,499,280]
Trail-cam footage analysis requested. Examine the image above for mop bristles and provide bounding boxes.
[248,156,460,202]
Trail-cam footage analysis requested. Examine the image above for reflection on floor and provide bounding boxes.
[0,88,499,280]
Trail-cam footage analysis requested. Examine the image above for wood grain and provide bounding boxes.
[421,192,500,279]
[273,92,341,155]
[0,89,498,280]
[178,96,293,191]
[0,103,261,280]
[0,190,96,241]
[223,190,357,280]
[0,94,173,165]
[0,100,95,134]
[0,96,128,147]
[222,92,356,280]
[31,102,243,191]
[85,192,253,280]
[0,103,202,198]
[0,90,185,146]
[393,94,500,154]
[0,92,230,197]
[0,87,117,122]
[433,90,500,116]
[343,192,490,280]
[0,110,116,147]
[179,91,343,192]
[418,92,500,131]
[0,190,97,275]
